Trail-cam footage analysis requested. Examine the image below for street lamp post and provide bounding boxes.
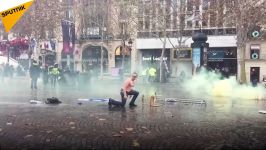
[128,38,133,50]
[191,32,209,75]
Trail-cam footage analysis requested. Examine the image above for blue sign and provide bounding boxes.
[192,48,201,72]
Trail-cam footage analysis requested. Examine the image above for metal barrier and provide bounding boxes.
[165,98,206,105]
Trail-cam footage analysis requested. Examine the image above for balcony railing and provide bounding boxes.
[137,28,237,38]
[79,34,113,40]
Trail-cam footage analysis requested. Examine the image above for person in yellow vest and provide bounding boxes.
[51,63,60,87]
[148,67,156,82]
[141,67,149,83]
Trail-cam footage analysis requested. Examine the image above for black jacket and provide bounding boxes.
[30,64,41,79]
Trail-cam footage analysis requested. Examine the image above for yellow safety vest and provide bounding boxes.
[51,68,60,75]
[149,68,156,76]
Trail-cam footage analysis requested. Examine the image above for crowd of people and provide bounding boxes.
[0,63,26,82]
[29,60,94,89]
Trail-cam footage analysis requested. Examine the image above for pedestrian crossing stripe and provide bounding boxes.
[0,0,34,33]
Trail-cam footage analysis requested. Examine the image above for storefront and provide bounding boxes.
[245,43,266,84]
[136,35,237,78]
[140,49,170,69]
[82,45,108,74]
[171,48,192,77]
[207,47,237,77]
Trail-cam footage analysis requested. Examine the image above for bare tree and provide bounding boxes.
[136,0,191,82]
[110,0,137,71]
[11,0,67,67]
[13,0,65,40]
[222,0,266,83]
[76,0,109,78]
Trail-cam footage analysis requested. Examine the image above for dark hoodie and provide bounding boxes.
[30,63,41,79]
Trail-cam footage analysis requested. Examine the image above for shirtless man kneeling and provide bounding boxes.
[108,72,139,107]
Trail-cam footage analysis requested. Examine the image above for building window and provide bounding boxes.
[180,14,186,29]
[195,21,200,28]
[203,0,209,10]
[144,5,150,30]
[210,12,217,27]
[138,21,144,30]
[144,20,150,30]
[187,21,192,28]
[250,44,260,60]
[187,0,193,12]
[174,49,192,59]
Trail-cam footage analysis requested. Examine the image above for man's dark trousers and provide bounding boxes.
[31,77,38,89]
[109,89,139,107]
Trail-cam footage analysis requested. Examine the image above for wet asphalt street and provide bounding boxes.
[0,77,266,150]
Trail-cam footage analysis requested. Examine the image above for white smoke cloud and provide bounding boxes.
[181,69,266,100]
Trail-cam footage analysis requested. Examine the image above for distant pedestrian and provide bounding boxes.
[29,60,41,89]
[148,67,156,82]
[50,63,60,87]
[109,72,139,107]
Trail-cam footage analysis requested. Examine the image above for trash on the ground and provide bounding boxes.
[90,98,108,102]
[71,127,76,129]
[165,98,178,102]
[179,99,206,105]
[45,97,62,104]
[78,102,82,105]
[69,122,75,125]
[24,135,33,139]
[165,98,207,104]
[0,128,2,132]
[126,128,134,132]
[119,131,125,134]
[6,123,12,126]
[259,110,266,114]
[99,118,106,121]
[150,96,160,107]
[113,134,122,137]
[133,140,140,147]
[78,99,89,101]
[30,100,42,104]
[46,139,51,143]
